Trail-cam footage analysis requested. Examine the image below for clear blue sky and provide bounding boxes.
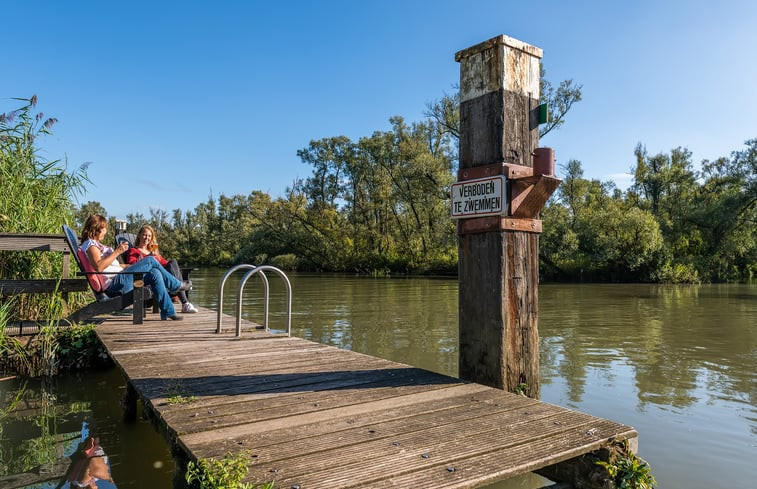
[4,0,756,219]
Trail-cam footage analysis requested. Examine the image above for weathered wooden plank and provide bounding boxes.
[178,383,489,446]
[125,350,399,389]
[0,233,73,278]
[457,216,542,234]
[187,385,527,457]
[94,306,637,488]
[241,411,623,488]
[0,233,72,252]
[194,394,545,464]
[159,371,468,435]
[365,421,637,489]
[0,278,88,294]
[510,175,561,218]
[156,365,454,412]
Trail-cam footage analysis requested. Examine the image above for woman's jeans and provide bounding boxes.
[163,259,188,304]
[107,257,181,319]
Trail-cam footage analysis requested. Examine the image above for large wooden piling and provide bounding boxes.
[456,35,545,397]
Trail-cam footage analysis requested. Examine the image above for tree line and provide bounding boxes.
[78,97,755,282]
[4,87,755,286]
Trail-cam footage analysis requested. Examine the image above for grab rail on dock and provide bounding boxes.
[216,264,269,334]
[237,265,291,338]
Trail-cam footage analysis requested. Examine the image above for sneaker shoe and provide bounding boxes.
[161,315,184,321]
[182,302,199,313]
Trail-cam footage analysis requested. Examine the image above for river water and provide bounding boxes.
[1,271,755,488]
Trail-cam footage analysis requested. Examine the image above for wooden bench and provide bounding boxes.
[61,224,154,326]
[0,233,89,334]
[0,233,89,300]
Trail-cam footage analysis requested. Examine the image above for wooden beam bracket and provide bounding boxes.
[458,162,535,181]
[510,175,562,218]
[457,216,542,235]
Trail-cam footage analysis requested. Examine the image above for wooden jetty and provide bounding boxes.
[96,306,637,488]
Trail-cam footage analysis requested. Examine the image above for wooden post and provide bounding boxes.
[456,35,543,397]
[121,381,138,421]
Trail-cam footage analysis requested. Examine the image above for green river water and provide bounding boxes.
[1,270,755,488]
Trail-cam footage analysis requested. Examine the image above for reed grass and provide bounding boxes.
[1,95,90,321]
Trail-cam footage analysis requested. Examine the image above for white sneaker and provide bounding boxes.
[181,302,199,313]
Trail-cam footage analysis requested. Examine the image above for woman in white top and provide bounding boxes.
[79,214,190,320]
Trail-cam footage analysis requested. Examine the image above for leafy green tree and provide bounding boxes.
[689,139,757,280]
[277,113,456,273]
[541,159,662,281]
[627,140,756,282]
[75,201,107,228]
[627,144,701,281]
[538,66,583,138]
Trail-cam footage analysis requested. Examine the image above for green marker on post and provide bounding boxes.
[537,103,548,124]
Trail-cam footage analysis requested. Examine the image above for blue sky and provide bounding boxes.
[4,0,756,219]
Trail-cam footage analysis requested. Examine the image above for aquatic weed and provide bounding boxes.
[185,450,273,488]
[595,440,657,489]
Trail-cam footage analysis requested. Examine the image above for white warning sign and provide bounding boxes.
[450,176,506,219]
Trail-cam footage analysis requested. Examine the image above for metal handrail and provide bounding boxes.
[216,264,269,333]
[236,265,291,337]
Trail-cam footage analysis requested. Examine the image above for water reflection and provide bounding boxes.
[0,369,174,488]
[538,284,756,414]
[57,425,116,489]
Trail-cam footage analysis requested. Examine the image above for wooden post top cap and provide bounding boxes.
[455,34,543,62]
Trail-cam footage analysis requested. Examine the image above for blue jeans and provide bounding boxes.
[107,257,181,319]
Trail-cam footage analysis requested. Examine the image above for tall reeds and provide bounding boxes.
[0,95,90,320]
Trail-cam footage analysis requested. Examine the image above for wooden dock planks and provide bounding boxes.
[95,306,637,488]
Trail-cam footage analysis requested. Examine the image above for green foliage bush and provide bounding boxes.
[185,451,273,489]
[0,315,107,376]
[54,323,109,371]
[270,253,298,271]
[595,441,657,489]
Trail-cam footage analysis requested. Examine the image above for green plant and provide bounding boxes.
[595,441,657,489]
[1,95,90,320]
[166,393,197,405]
[512,382,529,397]
[0,297,30,374]
[185,450,273,489]
[165,380,197,405]
[1,292,105,376]
[55,323,108,370]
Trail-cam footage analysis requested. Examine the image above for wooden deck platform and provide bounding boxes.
[95,306,637,488]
